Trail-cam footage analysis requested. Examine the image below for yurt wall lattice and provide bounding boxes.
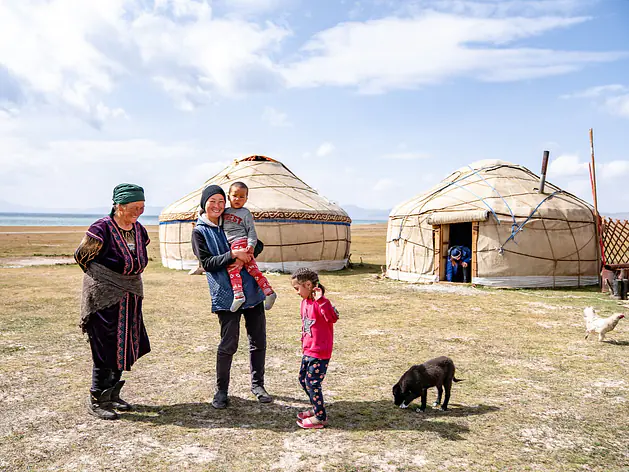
[602,217,629,265]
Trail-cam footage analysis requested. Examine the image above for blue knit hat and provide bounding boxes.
[451,247,462,260]
[199,185,226,214]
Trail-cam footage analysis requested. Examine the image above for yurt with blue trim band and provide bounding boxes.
[159,155,351,272]
[386,160,598,288]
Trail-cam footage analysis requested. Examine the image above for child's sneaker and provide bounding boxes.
[264,292,277,310]
[230,294,245,312]
[297,416,327,429]
[297,409,315,420]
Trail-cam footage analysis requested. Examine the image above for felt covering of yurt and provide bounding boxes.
[386,160,598,288]
[159,155,351,272]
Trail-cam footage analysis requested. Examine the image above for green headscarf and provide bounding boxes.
[113,183,145,204]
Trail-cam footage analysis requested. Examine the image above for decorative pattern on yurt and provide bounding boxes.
[159,155,351,272]
[386,160,598,288]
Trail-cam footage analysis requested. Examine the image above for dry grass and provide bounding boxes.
[1,224,628,471]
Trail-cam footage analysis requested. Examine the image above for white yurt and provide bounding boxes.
[159,155,351,272]
[386,160,598,288]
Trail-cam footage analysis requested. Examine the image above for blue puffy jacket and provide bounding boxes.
[193,219,264,312]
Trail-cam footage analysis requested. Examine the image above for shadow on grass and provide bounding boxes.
[122,397,498,439]
[603,339,629,346]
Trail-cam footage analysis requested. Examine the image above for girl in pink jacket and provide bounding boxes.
[291,268,339,429]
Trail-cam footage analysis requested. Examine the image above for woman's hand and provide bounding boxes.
[228,260,245,272]
[232,247,252,263]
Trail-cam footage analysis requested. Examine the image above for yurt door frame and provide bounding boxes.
[433,221,480,282]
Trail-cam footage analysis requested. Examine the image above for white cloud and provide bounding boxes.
[0,0,128,125]
[348,1,365,19]
[262,107,292,127]
[561,84,629,118]
[152,76,213,111]
[185,161,232,191]
[604,94,629,118]
[403,0,589,18]
[282,12,624,93]
[548,154,588,176]
[373,178,396,191]
[547,155,629,188]
[560,178,591,199]
[381,152,430,160]
[0,1,624,125]
[0,0,290,124]
[0,114,225,207]
[316,142,335,157]
[599,160,629,179]
[219,0,289,14]
[131,5,289,98]
[560,84,627,99]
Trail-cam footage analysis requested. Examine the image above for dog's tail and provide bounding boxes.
[453,377,464,383]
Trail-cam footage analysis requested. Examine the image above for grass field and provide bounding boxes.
[0,224,628,471]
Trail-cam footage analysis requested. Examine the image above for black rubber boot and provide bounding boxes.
[110,380,133,411]
[212,390,229,409]
[87,387,118,420]
[251,385,273,403]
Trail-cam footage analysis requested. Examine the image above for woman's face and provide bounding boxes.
[205,194,226,223]
[119,201,145,224]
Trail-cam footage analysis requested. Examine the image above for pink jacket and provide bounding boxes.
[301,296,339,360]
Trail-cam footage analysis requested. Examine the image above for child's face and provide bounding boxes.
[291,278,313,299]
[228,187,248,209]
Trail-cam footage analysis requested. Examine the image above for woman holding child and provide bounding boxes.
[191,183,275,409]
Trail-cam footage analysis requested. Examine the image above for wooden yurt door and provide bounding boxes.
[432,224,450,281]
[433,222,479,282]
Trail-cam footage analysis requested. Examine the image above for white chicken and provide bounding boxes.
[583,307,625,342]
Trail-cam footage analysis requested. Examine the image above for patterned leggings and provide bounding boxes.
[227,238,273,296]
[299,356,329,421]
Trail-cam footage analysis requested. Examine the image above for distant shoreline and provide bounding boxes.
[0,212,387,227]
[0,222,388,234]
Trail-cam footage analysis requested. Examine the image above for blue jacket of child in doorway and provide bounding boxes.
[446,246,472,282]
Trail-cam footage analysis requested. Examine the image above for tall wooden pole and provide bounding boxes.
[589,129,599,215]
[589,129,604,282]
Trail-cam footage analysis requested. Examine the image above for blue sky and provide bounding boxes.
[1,0,628,214]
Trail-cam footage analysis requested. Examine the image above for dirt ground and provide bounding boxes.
[0,224,628,471]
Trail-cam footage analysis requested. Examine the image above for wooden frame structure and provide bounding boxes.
[433,221,480,281]
[602,217,629,265]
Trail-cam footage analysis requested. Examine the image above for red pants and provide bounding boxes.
[228,238,273,297]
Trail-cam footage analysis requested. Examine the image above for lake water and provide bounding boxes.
[0,213,385,227]
[0,213,161,226]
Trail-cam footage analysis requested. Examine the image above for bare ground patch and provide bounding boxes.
[1,225,628,471]
[0,256,76,268]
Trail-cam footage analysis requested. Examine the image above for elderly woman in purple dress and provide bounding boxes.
[74,183,151,420]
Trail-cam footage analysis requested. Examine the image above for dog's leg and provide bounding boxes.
[598,333,605,342]
[433,385,442,407]
[417,388,427,412]
[584,331,589,340]
[441,380,452,411]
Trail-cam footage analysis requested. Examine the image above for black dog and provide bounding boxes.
[392,356,463,412]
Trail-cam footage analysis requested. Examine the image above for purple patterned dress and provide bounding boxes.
[76,217,151,371]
